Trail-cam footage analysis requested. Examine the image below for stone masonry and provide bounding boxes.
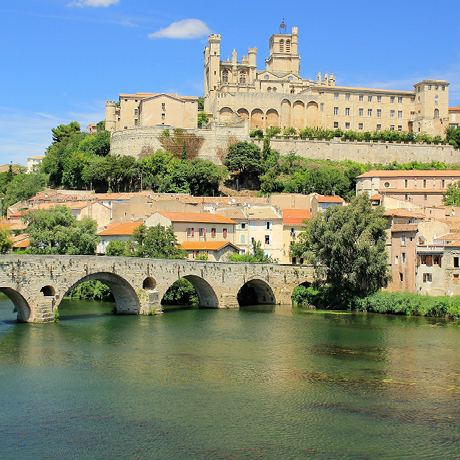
[0,255,315,323]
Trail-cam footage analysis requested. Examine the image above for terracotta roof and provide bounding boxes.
[383,209,426,218]
[158,211,236,224]
[358,170,460,178]
[0,222,27,231]
[447,241,460,247]
[316,195,345,203]
[180,241,239,251]
[449,107,460,112]
[392,224,418,232]
[216,208,247,220]
[370,193,381,201]
[283,209,311,224]
[97,222,143,236]
[245,207,282,221]
[12,234,29,248]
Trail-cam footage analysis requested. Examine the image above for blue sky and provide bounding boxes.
[1,0,460,166]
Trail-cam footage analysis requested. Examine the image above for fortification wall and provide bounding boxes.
[111,126,460,165]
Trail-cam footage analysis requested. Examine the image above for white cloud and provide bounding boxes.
[68,0,119,7]
[148,19,210,39]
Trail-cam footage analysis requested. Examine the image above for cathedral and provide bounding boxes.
[203,22,449,137]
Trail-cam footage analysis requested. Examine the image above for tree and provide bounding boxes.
[51,121,81,144]
[443,180,460,205]
[0,227,13,254]
[198,112,208,127]
[224,141,262,175]
[229,240,277,263]
[131,224,185,259]
[186,159,227,196]
[295,194,390,304]
[446,126,460,149]
[25,206,99,255]
[106,240,131,257]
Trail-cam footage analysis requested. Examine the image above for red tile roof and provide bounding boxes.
[180,241,239,251]
[158,212,236,224]
[282,209,311,224]
[316,195,345,203]
[97,222,143,236]
[358,170,460,178]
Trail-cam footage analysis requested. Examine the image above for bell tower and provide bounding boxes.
[265,21,300,75]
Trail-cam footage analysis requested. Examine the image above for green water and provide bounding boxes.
[0,296,459,459]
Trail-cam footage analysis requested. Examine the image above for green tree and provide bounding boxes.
[25,206,99,255]
[2,173,47,214]
[186,159,227,196]
[446,126,460,149]
[105,239,131,257]
[51,121,81,144]
[295,194,390,304]
[131,224,185,259]
[0,227,13,254]
[224,141,262,176]
[162,278,199,307]
[443,180,460,205]
[229,240,277,263]
[198,112,209,127]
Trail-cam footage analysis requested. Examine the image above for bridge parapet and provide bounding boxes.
[0,256,315,323]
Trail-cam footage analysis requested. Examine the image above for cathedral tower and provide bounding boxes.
[265,24,300,75]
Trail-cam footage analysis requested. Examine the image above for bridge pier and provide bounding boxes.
[220,293,239,309]
[138,289,163,315]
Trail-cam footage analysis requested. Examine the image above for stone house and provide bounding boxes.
[96,222,143,254]
[281,209,311,264]
[180,241,239,262]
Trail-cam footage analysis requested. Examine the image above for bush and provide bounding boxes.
[249,129,264,139]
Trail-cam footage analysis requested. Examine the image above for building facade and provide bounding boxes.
[204,24,449,137]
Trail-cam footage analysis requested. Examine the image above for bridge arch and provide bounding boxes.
[63,272,141,315]
[237,278,276,306]
[0,287,31,322]
[163,275,219,308]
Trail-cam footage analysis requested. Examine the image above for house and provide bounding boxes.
[180,241,239,261]
[310,194,345,216]
[96,222,143,254]
[281,209,311,264]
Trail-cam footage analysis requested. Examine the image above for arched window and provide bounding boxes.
[222,69,228,83]
[239,71,246,84]
[267,87,272,93]
[273,87,277,93]
[286,40,291,52]
[434,108,440,119]
[279,39,284,52]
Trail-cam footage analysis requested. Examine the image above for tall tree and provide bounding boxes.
[132,224,185,259]
[294,194,390,302]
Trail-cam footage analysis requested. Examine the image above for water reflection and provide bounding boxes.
[0,296,459,459]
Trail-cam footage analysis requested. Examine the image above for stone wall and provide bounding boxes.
[111,125,460,165]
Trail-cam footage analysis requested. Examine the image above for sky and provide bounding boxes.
[1,0,460,167]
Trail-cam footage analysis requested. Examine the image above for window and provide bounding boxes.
[134,118,138,125]
[265,221,272,230]
[334,121,339,128]
[435,85,438,90]
[265,235,271,245]
[279,39,284,52]
[442,85,445,91]
[405,179,408,188]
[401,235,406,246]
[454,274,459,284]
[359,108,364,117]
[345,122,350,129]
[428,85,432,90]
[390,96,395,103]
[267,87,271,93]
[286,40,291,52]
[368,109,372,117]
[161,113,165,120]
[454,257,459,268]
[398,111,403,119]
[240,222,246,229]
[398,97,403,103]
[345,93,350,101]
[390,125,395,131]
[334,93,339,100]
[390,110,395,118]
[223,228,228,238]
[377,109,381,118]
[376,124,381,131]
[400,273,404,282]
[398,125,402,131]
[423,179,427,188]
[423,273,432,283]
[162,103,166,111]
[433,255,442,267]
[320,103,324,112]
[358,123,363,130]
[211,228,216,237]
[345,107,350,116]
[434,109,439,119]
[222,70,228,82]
[273,87,277,93]
[264,74,269,80]
[134,109,138,116]
[359,94,364,102]
[251,222,256,230]
[187,227,195,237]
[239,71,246,84]
[442,179,445,188]
[395,255,399,264]
[377,95,382,103]
[334,107,339,115]
[199,228,206,237]
[368,95,373,102]
[402,253,406,263]
[421,255,433,266]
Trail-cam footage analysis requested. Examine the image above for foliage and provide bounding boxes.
[68,280,114,302]
[443,180,460,205]
[161,278,199,307]
[24,206,99,255]
[249,129,264,139]
[0,227,13,254]
[446,126,460,149]
[224,141,262,190]
[198,97,204,111]
[105,240,131,257]
[229,240,277,263]
[355,291,460,319]
[198,112,209,127]
[265,126,281,137]
[131,224,186,259]
[296,194,390,304]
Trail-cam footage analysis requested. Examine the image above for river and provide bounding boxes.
[0,295,459,459]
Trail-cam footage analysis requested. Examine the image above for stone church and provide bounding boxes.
[106,23,451,141]
[204,22,449,137]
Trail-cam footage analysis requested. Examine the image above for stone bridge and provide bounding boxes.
[0,255,315,323]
